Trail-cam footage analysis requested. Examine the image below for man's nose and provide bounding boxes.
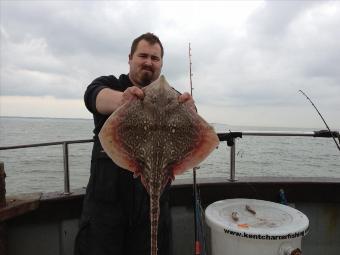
[144,57,152,66]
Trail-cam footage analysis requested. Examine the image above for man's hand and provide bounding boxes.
[178,92,196,112]
[96,86,144,115]
[121,86,144,105]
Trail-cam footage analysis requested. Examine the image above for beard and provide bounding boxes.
[139,69,155,87]
[129,63,161,87]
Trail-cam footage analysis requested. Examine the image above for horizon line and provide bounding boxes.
[1,115,337,130]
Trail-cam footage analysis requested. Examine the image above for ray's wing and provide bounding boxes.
[162,105,219,176]
[99,98,151,175]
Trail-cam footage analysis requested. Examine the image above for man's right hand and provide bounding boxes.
[121,86,144,106]
[96,86,144,115]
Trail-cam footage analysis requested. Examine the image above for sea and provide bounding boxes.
[0,116,339,195]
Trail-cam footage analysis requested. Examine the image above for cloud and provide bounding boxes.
[191,1,340,108]
[0,1,339,128]
[1,1,165,98]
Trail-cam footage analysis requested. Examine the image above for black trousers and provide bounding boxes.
[74,148,171,255]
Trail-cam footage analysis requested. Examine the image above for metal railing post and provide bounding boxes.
[0,162,5,207]
[0,161,8,254]
[62,142,70,194]
[229,138,237,182]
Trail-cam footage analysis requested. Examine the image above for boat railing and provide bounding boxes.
[217,130,339,182]
[0,130,339,194]
[0,139,94,194]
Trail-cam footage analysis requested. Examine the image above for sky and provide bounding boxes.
[1,0,339,128]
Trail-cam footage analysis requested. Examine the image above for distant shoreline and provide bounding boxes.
[1,115,336,131]
[0,115,92,121]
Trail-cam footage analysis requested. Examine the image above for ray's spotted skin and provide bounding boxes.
[99,75,219,255]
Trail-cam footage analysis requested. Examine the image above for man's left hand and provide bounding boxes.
[178,92,196,112]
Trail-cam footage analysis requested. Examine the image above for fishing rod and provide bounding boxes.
[189,43,207,255]
[189,42,199,255]
[189,43,194,97]
[299,90,340,152]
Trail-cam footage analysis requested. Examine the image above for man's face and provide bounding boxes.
[128,39,163,87]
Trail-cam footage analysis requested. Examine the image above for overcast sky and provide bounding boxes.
[1,0,339,128]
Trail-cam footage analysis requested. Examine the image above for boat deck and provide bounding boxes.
[2,177,340,255]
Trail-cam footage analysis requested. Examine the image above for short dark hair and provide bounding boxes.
[130,32,164,58]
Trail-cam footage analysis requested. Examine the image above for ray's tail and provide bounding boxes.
[150,193,160,255]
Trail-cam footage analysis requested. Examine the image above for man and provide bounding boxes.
[75,33,194,255]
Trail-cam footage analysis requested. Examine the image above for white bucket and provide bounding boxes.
[205,198,309,255]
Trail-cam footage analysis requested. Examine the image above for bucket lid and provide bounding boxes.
[205,199,309,239]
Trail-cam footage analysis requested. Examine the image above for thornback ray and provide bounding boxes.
[99,75,219,255]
